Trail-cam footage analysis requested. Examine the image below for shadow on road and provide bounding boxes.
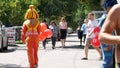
[0,63,27,68]
[57,45,94,49]
[67,34,77,37]
[66,40,80,42]
[0,47,17,53]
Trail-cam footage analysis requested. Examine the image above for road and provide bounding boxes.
[0,33,102,68]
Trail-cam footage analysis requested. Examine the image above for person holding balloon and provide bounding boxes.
[41,19,48,49]
[21,5,40,68]
[81,12,102,60]
[39,20,53,49]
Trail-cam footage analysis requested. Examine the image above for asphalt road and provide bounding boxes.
[0,33,102,68]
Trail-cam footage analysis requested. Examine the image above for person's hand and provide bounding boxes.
[104,46,112,51]
[22,41,25,44]
[88,33,92,36]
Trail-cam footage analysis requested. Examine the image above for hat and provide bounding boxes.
[24,5,39,20]
[104,0,117,9]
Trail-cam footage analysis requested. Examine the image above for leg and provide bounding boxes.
[80,38,82,45]
[42,39,46,49]
[61,39,65,47]
[82,38,90,60]
[61,39,64,47]
[94,47,102,58]
[27,41,35,68]
[33,41,39,66]
[101,44,114,68]
[52,37,56,49]
[84,45,89,58]
[83,35,86,43]
[63,39,66,46]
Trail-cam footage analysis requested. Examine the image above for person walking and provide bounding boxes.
[49,21,59,49]
[41,19,48,49]
[77,25,83,45]
[81,12,102,60]
[59,17,68,48]
[21,5,41,68]
[81,19,88,43]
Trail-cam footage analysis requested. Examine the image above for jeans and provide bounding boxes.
[51,37,56,47]
[101,43,114,68]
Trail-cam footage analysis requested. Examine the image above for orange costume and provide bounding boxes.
[21,5,41,68]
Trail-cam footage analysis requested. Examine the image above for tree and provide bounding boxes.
[0,0,103,29]
[37,0,80,29]
[74,0,103,27]
[0,0,38,26]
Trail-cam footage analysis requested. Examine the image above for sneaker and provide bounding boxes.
[81,57,88,60]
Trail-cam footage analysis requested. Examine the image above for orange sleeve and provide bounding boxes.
[37,23,41,34]
[21,24,27,43]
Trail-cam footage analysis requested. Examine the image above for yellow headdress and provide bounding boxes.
[24,5,39,20]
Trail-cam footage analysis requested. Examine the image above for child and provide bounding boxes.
[49,21,59,49]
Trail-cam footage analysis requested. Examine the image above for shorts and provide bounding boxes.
[85,38,91,46]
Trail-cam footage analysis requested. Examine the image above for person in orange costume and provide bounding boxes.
[21,5,41,68]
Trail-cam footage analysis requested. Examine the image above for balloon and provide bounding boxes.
[44,29,52,38]
[39,32,46,41]
[91,36,100,47]
[40,23,47,32]
[94,27,100,36]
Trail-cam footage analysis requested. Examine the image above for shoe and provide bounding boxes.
[52,46,55,49]
[44,47,46,49]
[99,57,102,60]
[34,64,38,68]
[81,57,88,60]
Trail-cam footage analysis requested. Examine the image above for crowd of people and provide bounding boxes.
[77,0,118,68]
[21,0,120,68]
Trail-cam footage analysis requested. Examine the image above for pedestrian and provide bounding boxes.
[81,19,88,43]
[99,0,117,68]
[77,25,83,45]
[81,12,102,60]
[99,2,120,68]
[49,21,59,49]
[21,5,40,68]
[41,19,48,49]
[59,17,68,48]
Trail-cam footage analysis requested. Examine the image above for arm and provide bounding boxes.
[21,23,27,43]
[99,5,120,45]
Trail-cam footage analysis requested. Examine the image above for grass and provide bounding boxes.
[15,40,23,44]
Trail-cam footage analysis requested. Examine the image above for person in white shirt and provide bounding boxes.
[82,12,102,60]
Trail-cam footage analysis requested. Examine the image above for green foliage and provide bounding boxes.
[0,0,38,26]
[0,0,103,30]
[74,0,103,27]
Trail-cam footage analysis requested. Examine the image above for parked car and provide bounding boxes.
[67,27,73,34]
[0,25,8,51]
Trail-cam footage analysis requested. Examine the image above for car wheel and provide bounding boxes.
[3,37,8,50]
[0,38,3,52]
